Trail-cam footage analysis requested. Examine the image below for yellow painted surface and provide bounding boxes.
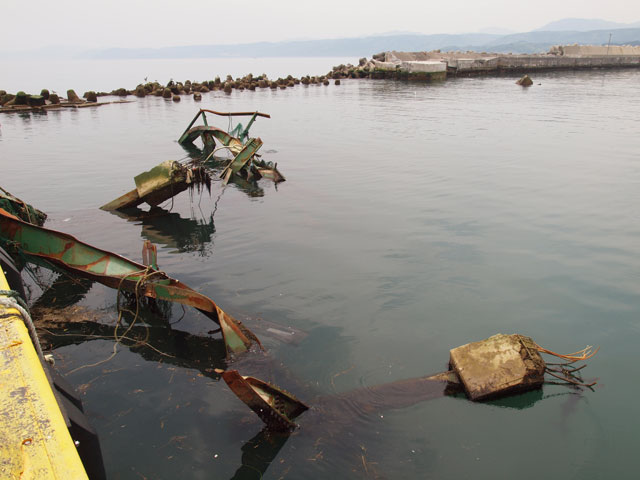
[0,271,88,479]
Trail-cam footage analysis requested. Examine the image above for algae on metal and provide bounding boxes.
[0,188,47,226]
[0,207,259,356]
[100,161,210,211]
[179,109,286,185]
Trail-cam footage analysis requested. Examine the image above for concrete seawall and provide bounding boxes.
[364,46,640,80]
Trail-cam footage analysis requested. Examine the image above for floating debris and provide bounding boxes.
[516,74,534,86]
[100,160,210,211]
[0,187,47,226]
[0,208,259,356]
[449,333,545,400]
[213,333,597,431]
[179,109,285,185]
[218,369,308,432]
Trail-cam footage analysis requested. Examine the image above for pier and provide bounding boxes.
[364,45,640,81]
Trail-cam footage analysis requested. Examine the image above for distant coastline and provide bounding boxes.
[3,44,640,115]
[2,25,640,61]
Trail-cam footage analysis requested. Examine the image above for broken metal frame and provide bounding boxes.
[1,199,600,433]
[0,208,259,356]
[100,161,210,211]
[178,109,285,185]
[179,109,271,147]
[220,370,309,432]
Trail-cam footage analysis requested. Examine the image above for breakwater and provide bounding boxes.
[356,44,640,81]
[2,44,640,114]
[0,73,340,114]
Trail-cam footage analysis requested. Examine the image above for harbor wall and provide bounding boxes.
[368,47,640,80]
[449,54,640,75]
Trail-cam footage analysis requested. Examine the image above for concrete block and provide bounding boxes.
[372,60,398,71]
[450,334,545,401]
[400,61,447,73]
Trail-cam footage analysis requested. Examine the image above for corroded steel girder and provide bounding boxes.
[0,208,260,356]
[220,138,263,185]
[220,370,308,432]
[178,109,269,147]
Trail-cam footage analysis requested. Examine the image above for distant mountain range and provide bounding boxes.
[2,18,640,60]
[83,27,640,59]
[534,18,640,32]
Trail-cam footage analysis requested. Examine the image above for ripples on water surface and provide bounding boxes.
[1,69,639,479]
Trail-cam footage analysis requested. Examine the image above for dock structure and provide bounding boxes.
[0,270,89,479]
[367,44,640,80]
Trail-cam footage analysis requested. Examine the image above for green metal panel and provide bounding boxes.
[134,160,178,198]
[0,208,260,355]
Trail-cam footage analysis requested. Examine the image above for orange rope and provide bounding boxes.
[534,343,600,363]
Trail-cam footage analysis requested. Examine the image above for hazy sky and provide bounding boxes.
[3,0,639,50]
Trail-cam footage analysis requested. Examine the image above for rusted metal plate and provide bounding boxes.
[134,160,181,198]
[101,162,209,211]
[0,208,260,356]
[0,189,48,226]
[220,370,308,432]
[99,188,143,211]
[220,138,263,185]
[178,109,268,146]
[256,167,286,183]
[450,333,545,401]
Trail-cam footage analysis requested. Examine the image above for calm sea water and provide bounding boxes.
[1,62,640,479]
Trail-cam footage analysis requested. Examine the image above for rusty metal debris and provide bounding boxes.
[0,187,600,433]
[0,187,47,226]
[100,160,210,211]
[102,108,284,212]
[0,207,260,356]
[179,109,285,186]
[218,369,308,432]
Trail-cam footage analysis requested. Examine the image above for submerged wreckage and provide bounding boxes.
[102,108,284,211]
[178,108,285,183]
[1,189,600,430]
[0,105,601,475]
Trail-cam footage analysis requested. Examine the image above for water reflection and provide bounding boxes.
[32,274,93,309]
[109,206,216,255]
[40,318,228,375]
[39,298,566,479]
[230,429,291,480]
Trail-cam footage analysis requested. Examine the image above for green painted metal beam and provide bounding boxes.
[220,138,263,185]
[0,208,261,356]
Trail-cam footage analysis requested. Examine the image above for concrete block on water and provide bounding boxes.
[450,334,545,401]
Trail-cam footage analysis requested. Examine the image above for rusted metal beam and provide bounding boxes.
[100,161,210,211]
[0,208,260,356]
[219,369,308,432]
[220,138,263,185]
[199,109,271,119]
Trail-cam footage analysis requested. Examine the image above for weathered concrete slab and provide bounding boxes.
[400,61,447,73]
[372,60,398,71]
[450,334,545,401]
[555,44,640,57]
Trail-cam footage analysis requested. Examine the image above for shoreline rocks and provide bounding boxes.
[3,44,640,113]
[1,68,348,112]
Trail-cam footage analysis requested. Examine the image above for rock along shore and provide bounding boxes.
[2,44,639,114]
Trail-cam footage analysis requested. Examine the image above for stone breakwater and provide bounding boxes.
[343,44,640,81]
[0,73,343,113]
[2,45,639,113]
